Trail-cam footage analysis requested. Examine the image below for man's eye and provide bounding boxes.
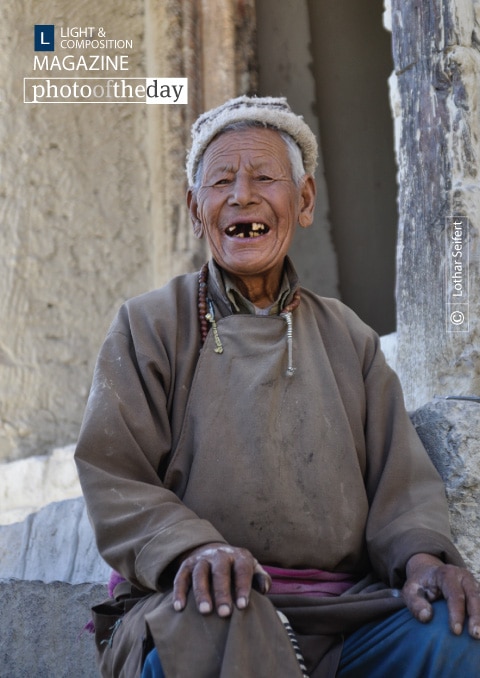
[256,175,274,182]
[214,178,231,186]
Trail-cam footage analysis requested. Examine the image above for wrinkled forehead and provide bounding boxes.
[201,127,290,173]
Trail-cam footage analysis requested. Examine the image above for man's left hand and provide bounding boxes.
[403,553,480,639]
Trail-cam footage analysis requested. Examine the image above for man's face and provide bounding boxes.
[188,128,315,281]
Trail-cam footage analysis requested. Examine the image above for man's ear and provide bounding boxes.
[187,188,204,239]
[298,175,316,229]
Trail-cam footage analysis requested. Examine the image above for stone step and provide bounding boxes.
[0,580,105,678]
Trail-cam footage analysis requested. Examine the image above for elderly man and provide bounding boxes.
[75,96,480,677]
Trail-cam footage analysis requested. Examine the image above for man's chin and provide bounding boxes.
[216,254,285,280]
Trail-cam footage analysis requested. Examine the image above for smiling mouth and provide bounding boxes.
[225,222,269,238]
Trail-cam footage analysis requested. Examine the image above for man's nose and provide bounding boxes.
[227,175,260,206]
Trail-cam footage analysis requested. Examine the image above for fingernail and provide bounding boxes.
[473,626,480,639]
[218,604,231,617]
[454,623,462,635]
[419,609,431,623]
[173,600,183,612]
[199,601,211,614]
[236,596,247,609]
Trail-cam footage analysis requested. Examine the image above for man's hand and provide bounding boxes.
[172,542,271,617]
[403,553,480,638]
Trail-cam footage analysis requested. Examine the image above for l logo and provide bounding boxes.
[34,25,55,52]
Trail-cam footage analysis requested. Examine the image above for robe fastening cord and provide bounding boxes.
[198,262,300,375]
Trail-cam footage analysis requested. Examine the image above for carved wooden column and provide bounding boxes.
[390,1,480,408]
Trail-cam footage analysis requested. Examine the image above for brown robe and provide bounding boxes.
[75,259,463,677]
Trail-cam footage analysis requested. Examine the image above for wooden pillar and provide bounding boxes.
[144,0,257,285]
[390,0,480,408]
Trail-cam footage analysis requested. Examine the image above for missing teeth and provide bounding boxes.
[226,223,268,238]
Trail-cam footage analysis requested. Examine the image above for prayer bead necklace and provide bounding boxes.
[198,263,210,345]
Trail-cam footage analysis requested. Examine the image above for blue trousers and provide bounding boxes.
[141,600,480,677]
[141,647,165,678]
[337,599,480,677]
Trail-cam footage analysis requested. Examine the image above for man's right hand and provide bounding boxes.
[172,542,271,617]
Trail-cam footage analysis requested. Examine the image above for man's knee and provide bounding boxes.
[339,600,480,678]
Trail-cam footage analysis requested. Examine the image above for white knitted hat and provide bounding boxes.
[186,95,318,185]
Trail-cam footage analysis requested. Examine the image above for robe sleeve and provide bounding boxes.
[357,327,465,586]
[75,297,227,593]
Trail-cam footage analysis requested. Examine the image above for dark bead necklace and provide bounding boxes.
[198,263,210,345]
[198,262,300,346]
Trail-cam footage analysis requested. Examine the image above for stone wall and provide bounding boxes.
[0,0,150,461]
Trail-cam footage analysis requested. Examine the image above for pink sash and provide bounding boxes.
[263,565,356,597]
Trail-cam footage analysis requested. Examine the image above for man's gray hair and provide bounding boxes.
[192,120,306,190]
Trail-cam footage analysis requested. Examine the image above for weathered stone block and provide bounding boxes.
[411,397,480,578]
[0,497,110,585]
[0,580,104,678]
